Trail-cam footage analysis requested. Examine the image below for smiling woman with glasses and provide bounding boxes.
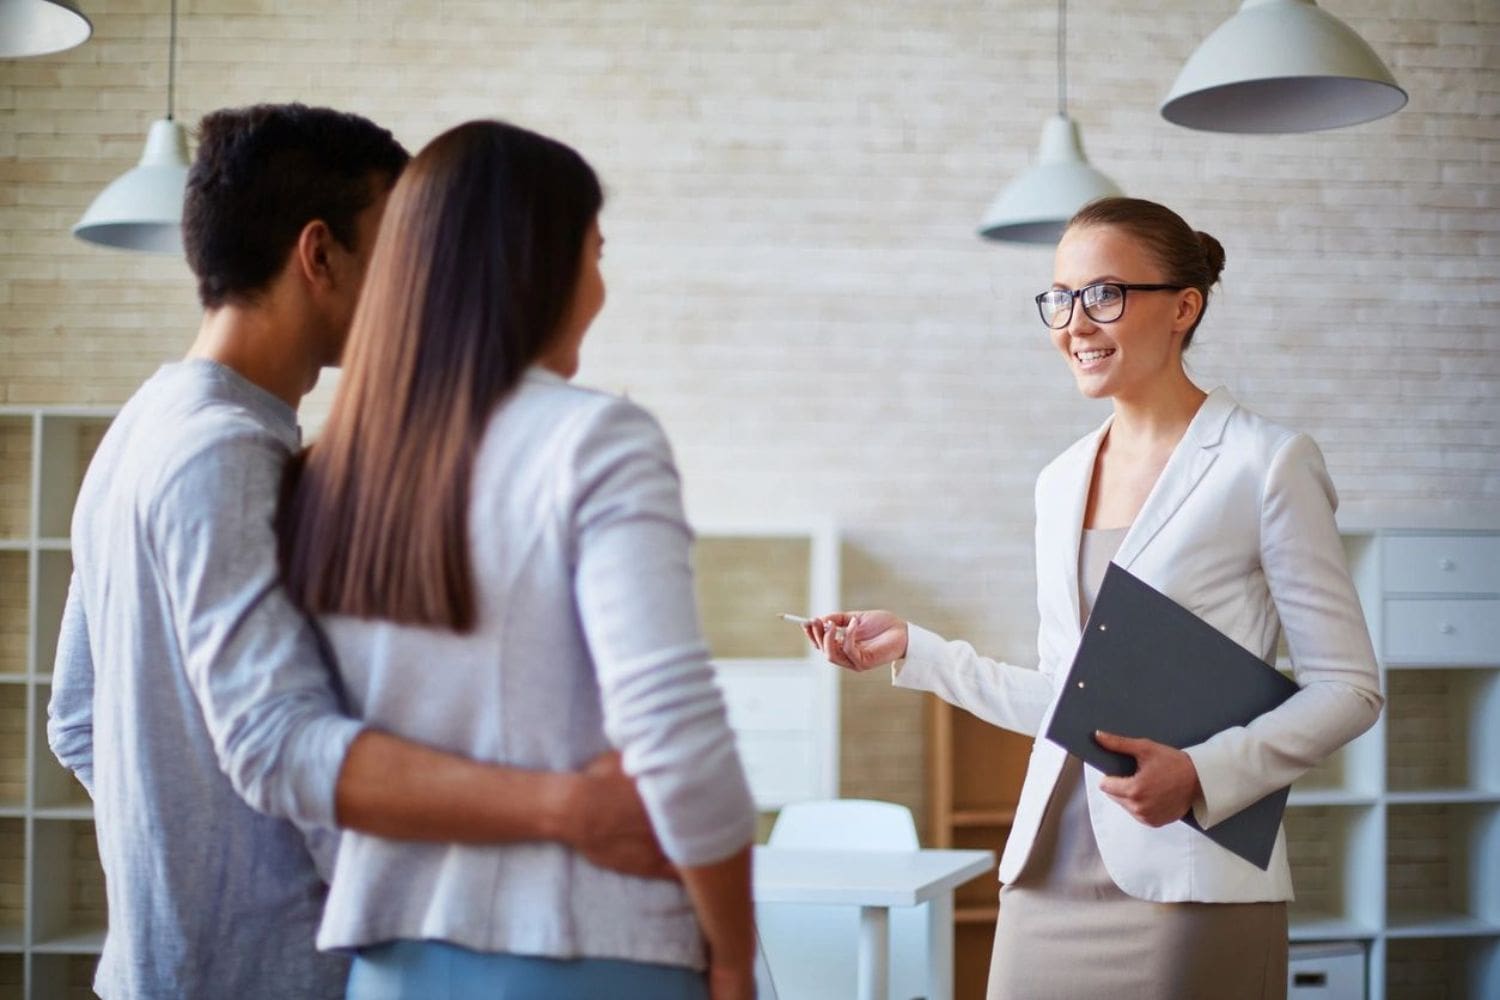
[800,197,1382,1000]
[1035,281,1187,329]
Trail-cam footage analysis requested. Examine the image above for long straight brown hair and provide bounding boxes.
[279,120,602,630]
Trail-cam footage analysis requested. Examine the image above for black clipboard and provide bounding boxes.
[1044,563,1299,870]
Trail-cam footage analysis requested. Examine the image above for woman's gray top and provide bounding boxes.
[315,367,755,968]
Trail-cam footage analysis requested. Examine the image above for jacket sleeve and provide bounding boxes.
[892,626,1055,737]
[1184,433,1383,829]
[570,399,756,867]
[150,431,365,830]
[46,573,96,796]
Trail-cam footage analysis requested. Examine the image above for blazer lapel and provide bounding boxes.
[1113,387,1237,570]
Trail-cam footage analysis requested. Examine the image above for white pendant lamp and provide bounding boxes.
[978,0,1122,245]
[0,0,91,58]
[74,0,188,253]
[1161,0,1406,134]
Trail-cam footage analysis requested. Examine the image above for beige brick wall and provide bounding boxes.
[2,1,1497,836]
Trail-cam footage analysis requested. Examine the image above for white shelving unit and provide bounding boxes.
[0,405,115,1000]
[1282,524,1500,999]
[692,522,840,811]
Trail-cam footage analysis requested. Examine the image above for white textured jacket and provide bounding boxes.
[895,386,1382,903]
[315,368,755,966]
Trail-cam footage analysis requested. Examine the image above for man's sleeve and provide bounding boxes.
[47,573,96,796]
[149,430,365,828]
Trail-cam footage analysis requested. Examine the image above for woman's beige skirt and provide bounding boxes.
[986,757,1288,1000]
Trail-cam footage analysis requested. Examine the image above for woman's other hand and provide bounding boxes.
[1093,731,1203,828]
[707,963,755,1000]
[803,611,909,672]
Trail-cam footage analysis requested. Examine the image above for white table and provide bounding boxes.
[753,845,995,1000]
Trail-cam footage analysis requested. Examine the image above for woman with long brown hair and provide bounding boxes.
[279,120,756,1000]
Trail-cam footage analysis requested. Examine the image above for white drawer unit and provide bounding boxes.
[733,731,821,808]
[1381,534,1500,595]
[1382,598,1500,665]
[713,661,817,733]
[713,659,833,809]
[1326,524,1500,1000]
[1289,941,1365,999]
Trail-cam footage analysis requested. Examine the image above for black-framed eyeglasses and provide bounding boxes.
[1034,282,1186,330]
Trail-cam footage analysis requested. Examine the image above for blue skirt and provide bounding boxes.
[346,939,709,1000]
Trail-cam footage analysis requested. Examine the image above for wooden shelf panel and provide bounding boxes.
[948,711,1030,816]
[955,905,998,925]
[950,808,1016,827]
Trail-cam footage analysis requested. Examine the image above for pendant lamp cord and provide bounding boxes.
[1057,0,1066,117]
[167,0,177,121]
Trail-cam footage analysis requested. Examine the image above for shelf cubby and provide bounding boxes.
[954,921,996,1000]
[695,533,812,659]
[31,555,70,681]
[0,555,26,680]
[1385,669,1500,798]
[1291,722,1383,803]
[1284,804,1381,939]
[27,953,97,1000]
[948,710,1028,820]
[0,418,32,544]
[1385,802,1500,935]
[0,690,24,813]
[0,954,21,1000]
[34,419,108,545]
[949,822,1005,915]
[29,821,104,953]
[1385,935,1500,1000]
[29,692,87,816]
[0,819,23,949]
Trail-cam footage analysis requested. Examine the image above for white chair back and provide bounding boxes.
[757,799,929,1000]
[768,799,920,851]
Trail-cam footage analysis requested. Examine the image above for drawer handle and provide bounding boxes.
[1293,972,1328,987]
[1438,557,1455,571]
[1438,622,1455,635]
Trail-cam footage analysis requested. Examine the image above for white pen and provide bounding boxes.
[778,612,847,641]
